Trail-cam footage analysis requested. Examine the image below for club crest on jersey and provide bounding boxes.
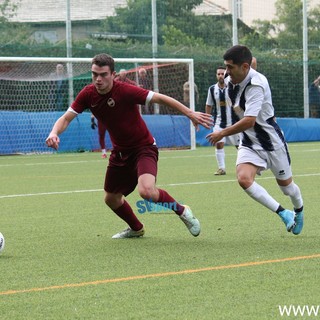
[107,98,115,107]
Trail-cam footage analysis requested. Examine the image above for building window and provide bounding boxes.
[33,31,58,44]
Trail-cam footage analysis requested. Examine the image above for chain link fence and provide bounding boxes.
[1,0,320,117]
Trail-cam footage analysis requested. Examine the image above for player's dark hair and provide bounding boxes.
[92,53,115,72]
[223,45,252,66]
[216,66,226,71]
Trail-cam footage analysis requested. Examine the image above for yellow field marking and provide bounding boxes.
[1,253,319,296]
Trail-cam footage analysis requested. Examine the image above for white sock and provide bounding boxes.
[279,182,303,210]
[101,149,106,154]
[245,181,279,212]
[215,149,225,169]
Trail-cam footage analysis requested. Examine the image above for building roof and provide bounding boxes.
[6,0,231,23]
[193,0,229,16]
[7,0,128,23]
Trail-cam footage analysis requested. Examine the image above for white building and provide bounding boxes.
[8,0,127,23]
[7,0,320,25]
[194,0,320,27]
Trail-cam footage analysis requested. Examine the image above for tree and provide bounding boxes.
[161,25,204,47]
[273,0,303,49]
[241,0,320,51]
[0,0,17,23]
[308,6,320,53]
[240,20,277,50]
[103,0,206,45]
[102,0,152,39]
[0,0,31,46]
[158,0,202,17]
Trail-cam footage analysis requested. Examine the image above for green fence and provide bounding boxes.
[1,0,320,118]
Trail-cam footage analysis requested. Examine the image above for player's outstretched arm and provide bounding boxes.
[206,116,256,145]
[151,93,213,130]
[46,111,77,150]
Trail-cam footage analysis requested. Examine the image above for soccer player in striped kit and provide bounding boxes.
[206,45,304,235]
[205,66,240,175]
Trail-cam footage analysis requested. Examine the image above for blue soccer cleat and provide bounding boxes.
[292,210,304,235]
[278,209,295,232]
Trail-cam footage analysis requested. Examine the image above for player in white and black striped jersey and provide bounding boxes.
[206,45,304,235]
[205,66,240,176]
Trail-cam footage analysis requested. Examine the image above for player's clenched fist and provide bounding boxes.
[46,134,60,150]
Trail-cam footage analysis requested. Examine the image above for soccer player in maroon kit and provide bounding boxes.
[46,53,213,239]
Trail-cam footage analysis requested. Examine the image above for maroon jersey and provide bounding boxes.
[71,81,155,151]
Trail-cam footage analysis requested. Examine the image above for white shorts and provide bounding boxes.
[236,146,293,180]
[214,125,240,146]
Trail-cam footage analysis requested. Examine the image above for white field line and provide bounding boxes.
[0,147,319,167]
[0,173,319,199]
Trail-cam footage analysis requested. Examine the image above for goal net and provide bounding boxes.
[0,57,196,154]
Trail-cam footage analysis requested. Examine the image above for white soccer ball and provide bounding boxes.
[0,232,5,254]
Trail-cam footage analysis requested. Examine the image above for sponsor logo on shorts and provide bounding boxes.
[278,170,285,175]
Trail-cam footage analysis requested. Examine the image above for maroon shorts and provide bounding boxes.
[104,145,159,196]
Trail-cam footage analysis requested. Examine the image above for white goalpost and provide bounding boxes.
[0,57,196,154]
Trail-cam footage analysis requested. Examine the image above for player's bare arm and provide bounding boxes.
[205,105,212,115]
[151,93,213,130]
[46,111,77,150]
[206,116,256,145]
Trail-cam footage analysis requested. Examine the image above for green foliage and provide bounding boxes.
[308,7,320,50]
[0,0,17,23]
[0,23,32,45]
[173,14,233,48]
[161,25,204,47]
[274,0,303,33]
[2,0,320,117]
[240,31,277,51]
[159,0,203,16]
[102,0,152,39]
[252,19,276,37]
[0,0,32,45]
[240,0,305,50]
[243,0,320,51]
[242,20,278,50]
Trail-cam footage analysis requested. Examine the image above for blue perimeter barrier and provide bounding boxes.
[0,111,319,154]
[196,117,320,146]
[0,111,190,154]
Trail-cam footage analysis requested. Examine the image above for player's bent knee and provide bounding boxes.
[138,190,153,200]
[138,186,156,201]
[237,175,253,190]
